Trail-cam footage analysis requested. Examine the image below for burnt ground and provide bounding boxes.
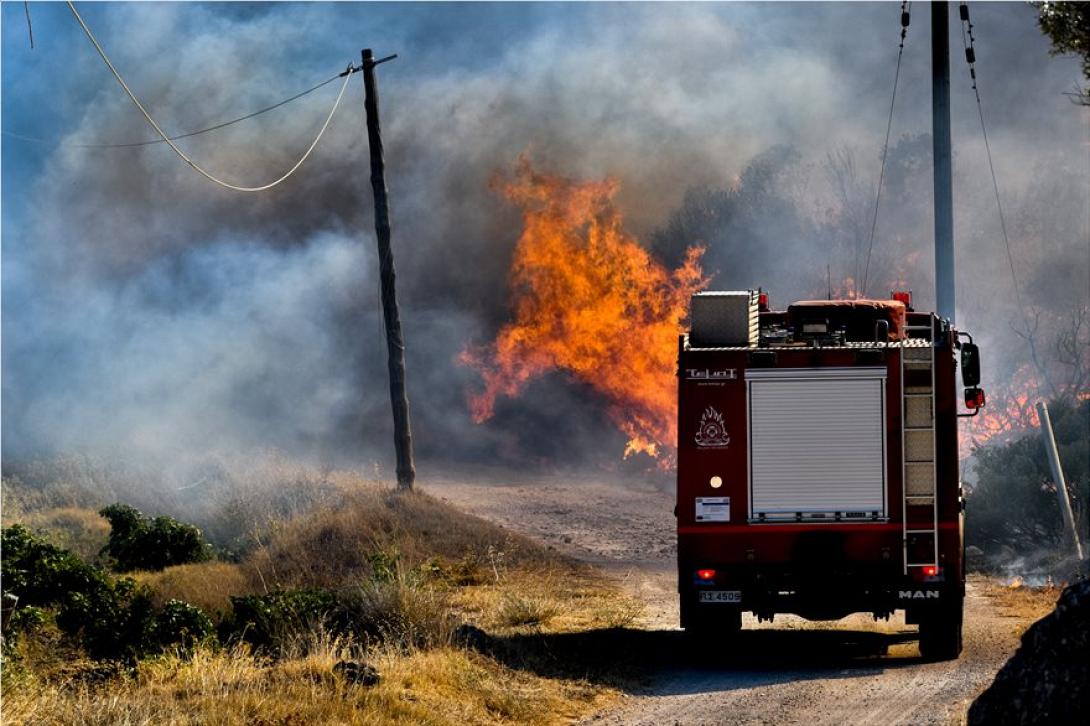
[424,471,1056,725]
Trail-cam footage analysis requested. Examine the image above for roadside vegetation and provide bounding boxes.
[965,397,1088,579]
[1,461,641,725]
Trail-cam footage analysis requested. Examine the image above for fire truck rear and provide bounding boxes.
[676,290,985,660]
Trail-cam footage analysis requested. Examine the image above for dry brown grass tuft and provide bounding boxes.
[977,575,1064,620]
[4,506,111,562]
[497,592,564,627]
[132,560,256,615]
[1,639,613,725]
[241,486,557,591]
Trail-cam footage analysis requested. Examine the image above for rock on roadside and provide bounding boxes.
[968,578,1089,725]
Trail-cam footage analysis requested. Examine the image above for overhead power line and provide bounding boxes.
[65,0,353,192]
[3,72,343,149]
[861,1,911,297]
[23,1,34,49]
[957,3,1031,336]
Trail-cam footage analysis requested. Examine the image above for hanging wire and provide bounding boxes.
[23,1,35,49]
[958,3,1033,340]
[2,72,344,149]
[66,0,353,192]
[861,1,911,296]
[959,2,1051,403]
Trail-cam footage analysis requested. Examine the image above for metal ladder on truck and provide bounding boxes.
[901,322,939,575]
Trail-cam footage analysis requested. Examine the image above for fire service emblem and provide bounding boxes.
[695,406,730,448]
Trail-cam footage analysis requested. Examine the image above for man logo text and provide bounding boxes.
[898,590,940,599]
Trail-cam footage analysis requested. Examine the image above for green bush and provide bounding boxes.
[152,600,215,654]
[1,524,217,662]
[99,503,212,572]
[57,577,158,661]
[221,589,338,650]
[968,398,1088,566]
[1,524,105,607]
[220,548,452,652]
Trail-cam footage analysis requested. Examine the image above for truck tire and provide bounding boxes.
[918,605,963,661]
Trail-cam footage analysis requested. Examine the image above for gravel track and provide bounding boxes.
[424,474,1046,725]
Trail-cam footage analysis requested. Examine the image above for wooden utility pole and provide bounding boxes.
[362,48,415,491]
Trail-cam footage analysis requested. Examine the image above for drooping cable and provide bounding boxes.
[861,1,911,296]
[958,2,1031,337]
[2,72,343,149]
[24,1,34,49]
[66,1,352,192]
[959,2,1050,403]
[91,74,340,148]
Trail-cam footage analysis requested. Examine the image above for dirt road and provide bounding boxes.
[425,473,1050,725]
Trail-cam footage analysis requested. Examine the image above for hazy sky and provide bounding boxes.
[2,2,1086,473]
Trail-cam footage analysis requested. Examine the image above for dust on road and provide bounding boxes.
[424,474,1053,725]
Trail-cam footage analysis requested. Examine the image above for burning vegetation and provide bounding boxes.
[461,159,707,464]
[961,363,1042,452]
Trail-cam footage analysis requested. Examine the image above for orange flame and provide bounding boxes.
[960,363,1041,454]
[831,276,861,300]
[460,160,707,464]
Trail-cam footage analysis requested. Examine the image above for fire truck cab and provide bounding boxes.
[676,290,984,660]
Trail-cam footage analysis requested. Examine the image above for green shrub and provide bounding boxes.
[1,524,217,662]
[221,589,338,650]
[220,574,453,653]
[0,605,47,658]
[99,503,212,572]
[152,600,215,654]
[968,398,1088,566]
[57,577,158,661]
[2,524,106,606]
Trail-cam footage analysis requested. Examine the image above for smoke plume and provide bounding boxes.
[2,2,1086,480]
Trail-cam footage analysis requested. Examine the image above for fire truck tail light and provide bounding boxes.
[923,566,938,577]
[697,569,716,581]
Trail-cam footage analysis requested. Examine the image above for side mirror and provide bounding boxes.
[964,387,986,410]
[961,342,981,387]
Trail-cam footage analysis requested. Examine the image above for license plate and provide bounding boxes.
[698,590,742,603]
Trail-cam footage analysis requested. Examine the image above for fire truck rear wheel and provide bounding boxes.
[917,605,963,661]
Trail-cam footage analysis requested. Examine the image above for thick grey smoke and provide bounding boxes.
[2,2,1086,480]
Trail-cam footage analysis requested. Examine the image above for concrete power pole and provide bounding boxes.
[362,48,416,491]
[932,1,955,323]
[1035,401,1086,563]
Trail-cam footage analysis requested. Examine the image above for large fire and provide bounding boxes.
[460,160,707,464]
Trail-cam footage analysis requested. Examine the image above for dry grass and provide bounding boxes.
[2,452,384,549]
[977,575,1065,620]
[3,506,111,562]
[2,638,612,726]
[240,487,556,591]
[450,567,642,635]
[2,464,641,724]
[132,561,255,615]
[497,592,564,627]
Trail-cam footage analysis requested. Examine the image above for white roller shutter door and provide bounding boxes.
[747,367,887,521]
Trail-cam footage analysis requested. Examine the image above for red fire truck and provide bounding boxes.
[676,289,984,660]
